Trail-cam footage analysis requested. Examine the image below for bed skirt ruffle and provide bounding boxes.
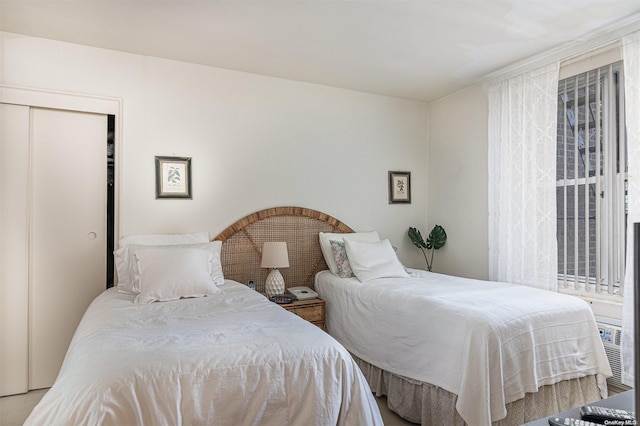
[353,355,603,425]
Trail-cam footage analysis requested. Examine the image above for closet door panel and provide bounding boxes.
[29,108,107,389]
[0,104,30,396]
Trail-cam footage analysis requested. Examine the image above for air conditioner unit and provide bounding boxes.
[595,316,632,393]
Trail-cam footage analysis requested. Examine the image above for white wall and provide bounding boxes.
[428,84,489,279]
[1,32,430,268]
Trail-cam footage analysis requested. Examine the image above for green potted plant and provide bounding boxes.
[408,225,447,271]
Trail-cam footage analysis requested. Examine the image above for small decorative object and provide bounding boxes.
[155,156,192,199]
[261,242,290,298]
[389,171,411,204]
[269,294,296,305]
[408,225,447,271]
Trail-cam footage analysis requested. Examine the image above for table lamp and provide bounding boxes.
[261,242,290,297]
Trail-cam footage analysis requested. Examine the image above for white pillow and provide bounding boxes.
[119,231,209,247]
[133,247,222,304]
[115,241,224,294]
[319,231,380,275]
[115,231,211,293]
[343,239,410,282]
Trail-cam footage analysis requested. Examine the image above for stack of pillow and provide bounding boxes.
[114,231,224,304]
[319,231,409,282]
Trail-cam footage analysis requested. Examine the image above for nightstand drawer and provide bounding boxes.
[282,299,326,329]
[287,304,324,322]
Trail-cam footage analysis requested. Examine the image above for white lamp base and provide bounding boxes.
[265,269,285,298]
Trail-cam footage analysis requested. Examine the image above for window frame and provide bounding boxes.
[555,61,627,298]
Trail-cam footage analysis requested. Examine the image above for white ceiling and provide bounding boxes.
[1,1,640,102]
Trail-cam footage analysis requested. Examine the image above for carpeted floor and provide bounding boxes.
[0,389,48,426]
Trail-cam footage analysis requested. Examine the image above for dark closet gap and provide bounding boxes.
[107,114,115,288]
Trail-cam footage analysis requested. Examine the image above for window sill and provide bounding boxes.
[559,288,623,320]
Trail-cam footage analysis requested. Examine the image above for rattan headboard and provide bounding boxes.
[214,207,353,293]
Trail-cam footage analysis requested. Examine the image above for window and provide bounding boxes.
[556,61,627,296]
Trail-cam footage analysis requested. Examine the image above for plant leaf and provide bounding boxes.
[408,227,427,248]
[426,225,447,250]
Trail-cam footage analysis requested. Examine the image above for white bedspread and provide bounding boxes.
[25,281,382,426]
[315,269,612,426]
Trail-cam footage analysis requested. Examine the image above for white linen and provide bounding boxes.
[25,281,382,426]
[115,240,224,294]
[343,239,409,281]
[319,231,380,275]
[133,247,221,303]
[315,269,611,426]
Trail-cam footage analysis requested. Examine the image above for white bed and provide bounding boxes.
[25,280,382,425]
[315,268,613,426]
[24,214,384,426]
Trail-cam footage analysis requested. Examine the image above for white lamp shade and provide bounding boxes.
[261,242,290,268]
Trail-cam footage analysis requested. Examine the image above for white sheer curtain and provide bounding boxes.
[621,31,640,387]
[488,62,560,291]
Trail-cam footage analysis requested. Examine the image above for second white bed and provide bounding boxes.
[315,268,612,425]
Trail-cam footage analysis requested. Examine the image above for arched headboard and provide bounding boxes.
[214,206,353,293]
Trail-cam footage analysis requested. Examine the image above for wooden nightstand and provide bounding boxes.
[282,298,325,330]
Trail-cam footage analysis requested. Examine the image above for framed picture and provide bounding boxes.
[155,156,192,199]
[388,171,411,204]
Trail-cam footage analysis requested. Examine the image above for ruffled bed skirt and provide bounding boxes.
[353,355,603,425]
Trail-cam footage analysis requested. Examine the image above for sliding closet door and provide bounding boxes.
[0,104,30,396]
[29,108,107,389]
